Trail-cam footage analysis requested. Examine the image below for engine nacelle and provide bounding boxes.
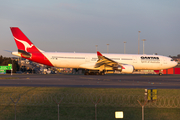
[113,64,134,74]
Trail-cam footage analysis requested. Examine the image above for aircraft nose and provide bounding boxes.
[174,61,178,67]
[176,61,178,66]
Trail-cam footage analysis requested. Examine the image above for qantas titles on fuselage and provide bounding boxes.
[141,56,160,63]
[10,27,178,75]
[141,56,159,60]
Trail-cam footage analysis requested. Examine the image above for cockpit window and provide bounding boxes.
[171,59,174,61]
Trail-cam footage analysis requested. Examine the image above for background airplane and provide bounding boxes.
[10,27,177,75]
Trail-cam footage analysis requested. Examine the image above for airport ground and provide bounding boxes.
[0,74,180,120]
[0,74,180,89]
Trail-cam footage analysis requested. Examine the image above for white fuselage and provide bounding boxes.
[42,52,177,70]
[10,27,177,73]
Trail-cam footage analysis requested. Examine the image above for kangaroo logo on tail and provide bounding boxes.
[11,27,53,67]
[14,37,34,52]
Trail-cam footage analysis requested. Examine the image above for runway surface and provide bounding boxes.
[0,74,180,89]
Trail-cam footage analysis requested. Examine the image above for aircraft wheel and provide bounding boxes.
[95,72,100,75]
[90,72,94,75]
[100,72,105,75]
[159,73,162,76]
[84,72,89,75]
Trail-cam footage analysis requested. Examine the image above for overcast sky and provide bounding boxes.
[0,0,180,57]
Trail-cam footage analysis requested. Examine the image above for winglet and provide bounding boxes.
[97,51,103,56]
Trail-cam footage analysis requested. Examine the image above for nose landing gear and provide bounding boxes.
[158,70,163,76]
[159,73,163,76]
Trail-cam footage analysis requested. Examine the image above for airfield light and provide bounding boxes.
[115,111,123,119]
[95,45,98,52]
[123,42,126,54]
[107,44,109,53]
[142,39,146,54]
[138,31,141,54]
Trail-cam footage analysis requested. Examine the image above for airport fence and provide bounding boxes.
[0,93,180,120]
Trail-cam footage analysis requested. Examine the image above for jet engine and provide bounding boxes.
[113,64,134,74]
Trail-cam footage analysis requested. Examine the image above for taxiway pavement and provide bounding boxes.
[0,74,180,89]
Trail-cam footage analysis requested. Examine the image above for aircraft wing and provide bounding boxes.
[94,51,123,68]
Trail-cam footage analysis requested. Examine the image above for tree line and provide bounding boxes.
[0,55,19,73]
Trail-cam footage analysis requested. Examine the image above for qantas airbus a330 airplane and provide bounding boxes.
[10,27,177,75]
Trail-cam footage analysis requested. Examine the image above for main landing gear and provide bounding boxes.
[84,71,105,75]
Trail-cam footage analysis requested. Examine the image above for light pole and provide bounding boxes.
[95,45,98,52]
[123,42,126,54]
[138,31,141,54]
[11,58,13,76]
[107,44,109,53]
[142,39,146,54]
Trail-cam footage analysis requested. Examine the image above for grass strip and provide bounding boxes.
[0,87,179,120]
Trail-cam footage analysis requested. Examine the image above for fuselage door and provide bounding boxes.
[133,57,137,63]
[163,58,167,64]
[85,56,90,62]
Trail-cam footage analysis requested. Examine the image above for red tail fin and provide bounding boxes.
[10,27,39,53]
[10,27,53,66]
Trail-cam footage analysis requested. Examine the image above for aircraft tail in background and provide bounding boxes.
[10,27,53,66]
[10,27,39,53]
